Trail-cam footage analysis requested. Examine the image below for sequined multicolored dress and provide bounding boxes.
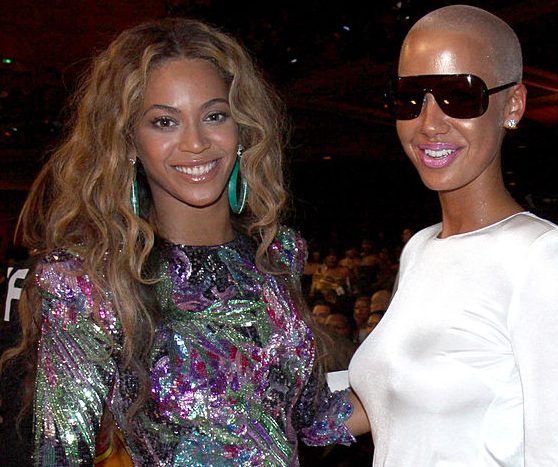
[33,228,354,466]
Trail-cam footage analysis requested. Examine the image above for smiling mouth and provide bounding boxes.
[173,160,217,176]
[424,148,456,159]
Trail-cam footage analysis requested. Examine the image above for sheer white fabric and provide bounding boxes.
[350,212,558,466]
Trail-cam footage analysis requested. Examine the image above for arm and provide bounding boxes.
[345,390,370,436]
[272,228,368,442]
[33,258,117,466]
[509,230,558,465]
[294,370,357,446]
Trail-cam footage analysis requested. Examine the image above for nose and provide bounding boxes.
[418,93,450,137]
[178,124,210,154]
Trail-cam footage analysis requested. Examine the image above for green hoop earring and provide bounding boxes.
[228,146,248,214]
[130,161,140,216]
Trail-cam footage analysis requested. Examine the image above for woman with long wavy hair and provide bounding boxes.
[0,18,368,466]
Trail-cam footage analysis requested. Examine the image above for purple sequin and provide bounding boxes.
[32,228,354,466]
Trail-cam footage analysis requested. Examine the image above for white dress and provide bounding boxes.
[349,212,558,466]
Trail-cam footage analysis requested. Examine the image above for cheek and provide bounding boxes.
[458,114,503,148]
[396,121,421,166]
[222,146,238,179]
[136,131,175,163]
[396,121,415,150]
[461,97,507,138]
[210,120,238,144]
[395,120,406,139]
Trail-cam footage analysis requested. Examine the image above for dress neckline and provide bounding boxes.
[433,211,530,241]
[162,232,245,250]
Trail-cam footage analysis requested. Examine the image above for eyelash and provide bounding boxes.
[204,111,230,123]
[151,116,176,129]
[150,112,230,129]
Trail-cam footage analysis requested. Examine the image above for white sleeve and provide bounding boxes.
[509,229,558,466]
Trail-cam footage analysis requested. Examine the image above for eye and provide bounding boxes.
[151,116,177,129]
[441,89,476,105]
[397,92,423,106]
[204,111,230,123]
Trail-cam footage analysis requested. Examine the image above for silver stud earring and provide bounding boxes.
[505,119,517,129]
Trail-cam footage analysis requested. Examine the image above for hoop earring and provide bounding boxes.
[228,145,248,214]
[129,159,140,216]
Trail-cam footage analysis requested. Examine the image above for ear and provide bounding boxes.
[130,143,141,163]
[504,83,527,124]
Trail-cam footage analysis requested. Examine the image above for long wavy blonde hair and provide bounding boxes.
[1,17,293,424]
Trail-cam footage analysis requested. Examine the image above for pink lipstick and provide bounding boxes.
[416,144,461,169]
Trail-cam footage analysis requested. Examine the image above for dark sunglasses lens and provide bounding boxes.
[436,76,486,118]
[392,75,488,120]
[392,83,424,120]
[393,92,423,119]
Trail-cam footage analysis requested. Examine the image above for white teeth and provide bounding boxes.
[174,161,217,176]
[424,148,455,158]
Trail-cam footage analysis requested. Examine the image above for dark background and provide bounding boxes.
[0,0,557,257]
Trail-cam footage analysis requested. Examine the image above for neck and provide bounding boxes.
[437,174,523,238]
[153,199,235,246]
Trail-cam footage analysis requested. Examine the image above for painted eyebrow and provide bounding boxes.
[142,104,179,117]
[142,98,230,117]
[201,97,230,110]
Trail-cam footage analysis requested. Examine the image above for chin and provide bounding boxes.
[184,193,227,210]
[417,173,455,192]
[186,200,221,210]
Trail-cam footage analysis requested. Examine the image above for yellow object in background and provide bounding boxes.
[94,430,133,466]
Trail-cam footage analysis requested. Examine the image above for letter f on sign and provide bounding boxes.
[4,267,29,322]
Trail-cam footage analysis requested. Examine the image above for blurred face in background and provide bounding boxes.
[324,254,338,268]
[346,248,360,259]
[401,228,413,244]
[366,312,384,334]
[370,290,391,313]
[361,240,373,255]
[312,304,332,325]
[353,297,371,326]
[326,314,353,339]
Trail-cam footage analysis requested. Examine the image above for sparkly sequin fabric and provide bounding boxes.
[33,228,354,466]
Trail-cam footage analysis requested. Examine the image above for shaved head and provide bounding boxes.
[402,5,522,84]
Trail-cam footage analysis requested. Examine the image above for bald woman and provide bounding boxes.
[350,5,558,466]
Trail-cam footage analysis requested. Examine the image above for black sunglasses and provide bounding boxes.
[387,74,517,120]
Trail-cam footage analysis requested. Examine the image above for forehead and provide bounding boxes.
[399,29,495,84]
[313,305,330,314]
[143,58,229,104]
[368,314,382,324]
[328,315,348,325]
